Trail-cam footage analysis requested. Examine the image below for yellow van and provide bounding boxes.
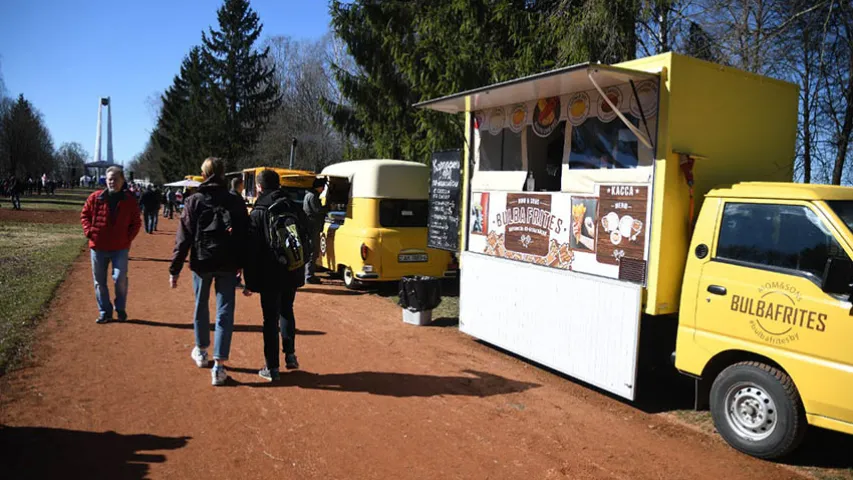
[317,159,457,289]
[240,166,316,206]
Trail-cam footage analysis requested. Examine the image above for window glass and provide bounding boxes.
[828,201,853,234]
[478,131,502,171]
[503,130,523,171]
[717,203,846,281]
[569,117,640,170]
[526,121,565,191]
[379,199,429,227]
[478,129,522,172]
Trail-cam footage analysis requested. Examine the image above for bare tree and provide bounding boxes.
[55,142,88,182]
[254,34,347,172]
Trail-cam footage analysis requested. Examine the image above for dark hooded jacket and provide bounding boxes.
[169,176,249,276]
[244,188,310,292]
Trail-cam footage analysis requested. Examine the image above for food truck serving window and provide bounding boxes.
[478,129,522,171]
[569,117,641,170]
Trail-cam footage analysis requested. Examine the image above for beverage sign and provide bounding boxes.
[427,150,462,251]
[596,185,648,265]
[497,194,559,257]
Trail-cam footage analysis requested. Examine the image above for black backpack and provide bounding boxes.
[194,193,234,272]
[264,198,306,271]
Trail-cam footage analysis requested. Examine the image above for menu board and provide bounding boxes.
[427,150,462,251]
[596,185,648,265]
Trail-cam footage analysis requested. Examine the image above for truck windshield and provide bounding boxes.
[828,201,853,234]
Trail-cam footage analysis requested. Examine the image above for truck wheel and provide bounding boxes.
[710,361,807,459]
[342,266,362,290]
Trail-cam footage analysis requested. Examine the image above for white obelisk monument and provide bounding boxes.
[93,97,114,165]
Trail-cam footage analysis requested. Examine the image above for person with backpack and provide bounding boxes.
[169,157,249,386]
[244,169,310,380]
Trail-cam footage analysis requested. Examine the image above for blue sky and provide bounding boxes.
[0,0,332,166]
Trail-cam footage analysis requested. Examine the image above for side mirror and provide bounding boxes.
[822,256,853,296]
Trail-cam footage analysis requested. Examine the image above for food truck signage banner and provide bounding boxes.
[500,194,557,257]
[477,80,658,133]
[597,185,648,265]
[471,184,651,283]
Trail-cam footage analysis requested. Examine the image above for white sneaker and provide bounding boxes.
[191,347,209,368]
[211,365,227,386]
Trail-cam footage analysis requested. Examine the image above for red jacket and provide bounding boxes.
[81,189,142,251]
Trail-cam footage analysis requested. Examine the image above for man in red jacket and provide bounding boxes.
[80,166,142,323]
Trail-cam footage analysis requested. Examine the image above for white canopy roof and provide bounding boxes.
[414,63,658,114]
[163,179,200,187]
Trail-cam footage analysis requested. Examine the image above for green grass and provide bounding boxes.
[11,190,89,211]
[0,221,85,375]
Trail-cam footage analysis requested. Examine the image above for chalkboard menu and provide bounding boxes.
[427,149,462,251]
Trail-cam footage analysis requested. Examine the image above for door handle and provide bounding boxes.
[707,285,727,296]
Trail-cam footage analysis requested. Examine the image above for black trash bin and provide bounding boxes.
[398,276,442,325]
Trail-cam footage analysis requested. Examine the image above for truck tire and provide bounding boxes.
[709,361,807,459]
[342,266,362,290]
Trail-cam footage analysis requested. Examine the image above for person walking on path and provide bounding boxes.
[8,176,22,210]
[169,157,249,386]
[302,178,327,284]
[80,166,142,324]
[244,170,309,380]
[139,185,161,234]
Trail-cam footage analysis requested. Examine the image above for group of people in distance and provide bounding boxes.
[80,158,322,386]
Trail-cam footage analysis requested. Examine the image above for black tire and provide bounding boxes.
[709,361,807,459]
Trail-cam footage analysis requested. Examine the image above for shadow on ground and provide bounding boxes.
[785,427,853,469]
[0,426,190,480]
[129,256,172,263]
[298,287,366,296]
[227,368,539,398]
[122,319,325,335]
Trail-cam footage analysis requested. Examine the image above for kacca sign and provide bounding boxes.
[730,281,826,345]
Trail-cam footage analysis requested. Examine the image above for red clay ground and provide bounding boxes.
[0,211,824,479]
[0,208,81,224]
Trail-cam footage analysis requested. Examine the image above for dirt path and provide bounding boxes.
[0,212,813,479]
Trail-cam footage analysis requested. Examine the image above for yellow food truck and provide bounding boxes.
[417,52,853,459]
[317,159,457,289]
[240,166,316,206]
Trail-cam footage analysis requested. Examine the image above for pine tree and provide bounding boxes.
[0,94,55,177]
[202,0,281,171]
[325,0,552,163]
[155,47,225,180]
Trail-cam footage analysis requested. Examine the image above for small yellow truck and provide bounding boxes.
[417,52,853,458]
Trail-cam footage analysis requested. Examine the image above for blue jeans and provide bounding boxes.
[90,249,129,318]
[144,211,157,233]
[192,271,237,361]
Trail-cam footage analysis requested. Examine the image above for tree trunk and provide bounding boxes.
[832,41,853,185]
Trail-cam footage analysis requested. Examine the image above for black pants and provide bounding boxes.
[260,285,297,370]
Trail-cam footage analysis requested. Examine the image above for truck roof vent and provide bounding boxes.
[618,258,647,284]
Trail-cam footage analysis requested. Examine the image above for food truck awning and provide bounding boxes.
[414,63,659,114]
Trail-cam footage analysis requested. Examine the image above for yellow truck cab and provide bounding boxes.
[317,159,456,289]
[676,183,853,458]
[417,51,853,459]
[240,166,316,206]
